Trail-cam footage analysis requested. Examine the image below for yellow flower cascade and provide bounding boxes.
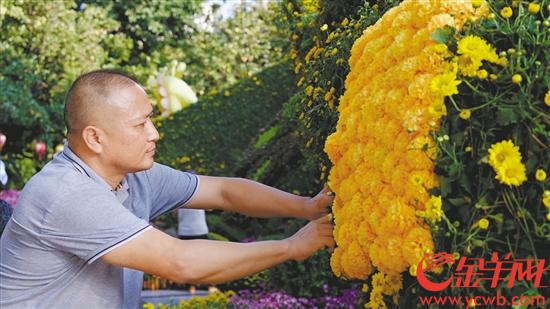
[324,1,488,307]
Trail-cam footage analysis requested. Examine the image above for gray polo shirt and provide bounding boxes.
[0,145,199,308]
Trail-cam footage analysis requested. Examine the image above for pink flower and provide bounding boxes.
[35,141,46,160]
[0,189,20,207]
[0,133,6,150]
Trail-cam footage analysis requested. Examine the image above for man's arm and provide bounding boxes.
[186,175,332,220]
[101,214,334,284]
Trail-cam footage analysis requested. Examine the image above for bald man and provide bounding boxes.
[0,70,335,308]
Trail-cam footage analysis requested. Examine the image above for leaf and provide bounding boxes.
[448,197,468,206]
[430,26,455,44]
[503,219,516,232]
[524,156,538,172]
[440,176,452,197]
[459,174,473,195]
[206,214,246,240]
[495,106,522,125]
[207,232,229,241]
[448,162,461,178]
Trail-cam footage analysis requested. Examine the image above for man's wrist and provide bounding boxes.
[281,238,295,261]
[297,196,311,219]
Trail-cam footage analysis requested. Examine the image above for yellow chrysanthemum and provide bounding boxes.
[512,74,522,84]
[409,264,417,277]
[417,195,443,223]
[401,227,434,265]
[341,18,349,26]
[495,158,527,187]
[500,6,513,18]
[428,100,448,119]
[459,109,471,120]
[457,35,499,62]
[488,140,522,169]
[330,247,344,277]
[477,69,488,79]
[471,0,483,8]
[477,218,489,229]
[457,35,488,56]
[535,169,547,181]
[324,1,487,307]
[528,2,541,14]
[302,0,320,13]
[543,191,550,208]
[410,172,424,185]
[430,72,462,97]
[458,55,482,77]
[434,43,448,53]
[456,36,499,76]
[545,90,550,106]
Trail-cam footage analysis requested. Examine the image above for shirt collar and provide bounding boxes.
[61,143,128,194]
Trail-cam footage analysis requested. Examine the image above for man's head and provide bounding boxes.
[65,69,159,174]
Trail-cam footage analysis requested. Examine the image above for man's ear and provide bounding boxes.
[82,126,104,154]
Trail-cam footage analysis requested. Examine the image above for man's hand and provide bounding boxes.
[302,185,334,220]
[286,214,335,261]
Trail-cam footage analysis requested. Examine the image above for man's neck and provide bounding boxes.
[68,144,125,190]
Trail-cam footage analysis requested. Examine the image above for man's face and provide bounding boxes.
[101,83,159,174]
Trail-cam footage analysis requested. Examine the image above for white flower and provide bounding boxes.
[154,73,198,118]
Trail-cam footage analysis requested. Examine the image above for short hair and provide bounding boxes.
[64,69,140,133]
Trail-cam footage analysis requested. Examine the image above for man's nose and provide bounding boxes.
[146,119,160,141]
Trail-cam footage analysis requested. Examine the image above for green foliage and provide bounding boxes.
[0,0,118,154]
[266,250,362,299]
[5,154,37,187]
[175,2,289,98]
[431,25,456,44]
[142,291,234,309]
[235,93,320,195]
[96,0,203,54]
[155,62,296,177]
[251,160,271,181]
[254,126,279,149]
[205,212,246,241]
[0,0,287,189]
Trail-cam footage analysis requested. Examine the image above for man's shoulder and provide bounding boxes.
[29,161,95,188]
[21,161,108,206]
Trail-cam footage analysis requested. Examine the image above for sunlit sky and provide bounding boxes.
[204,0,241,19]
[197,0,266,30]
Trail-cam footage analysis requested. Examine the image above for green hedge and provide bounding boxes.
[155,61,296,176]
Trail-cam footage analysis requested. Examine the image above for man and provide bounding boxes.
[0,70,335,308]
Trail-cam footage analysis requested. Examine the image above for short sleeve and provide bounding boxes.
[40,184,150,264]
[145,163,199,219]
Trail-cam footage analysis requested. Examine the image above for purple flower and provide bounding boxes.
[0,189,20,207]
[230,287,359,308]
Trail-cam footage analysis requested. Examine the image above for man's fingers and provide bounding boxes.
[320,229,334,237]
[315,213,332,223]
[318,220,334,229]
[322,184,334,196]
[322,237,335,249]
